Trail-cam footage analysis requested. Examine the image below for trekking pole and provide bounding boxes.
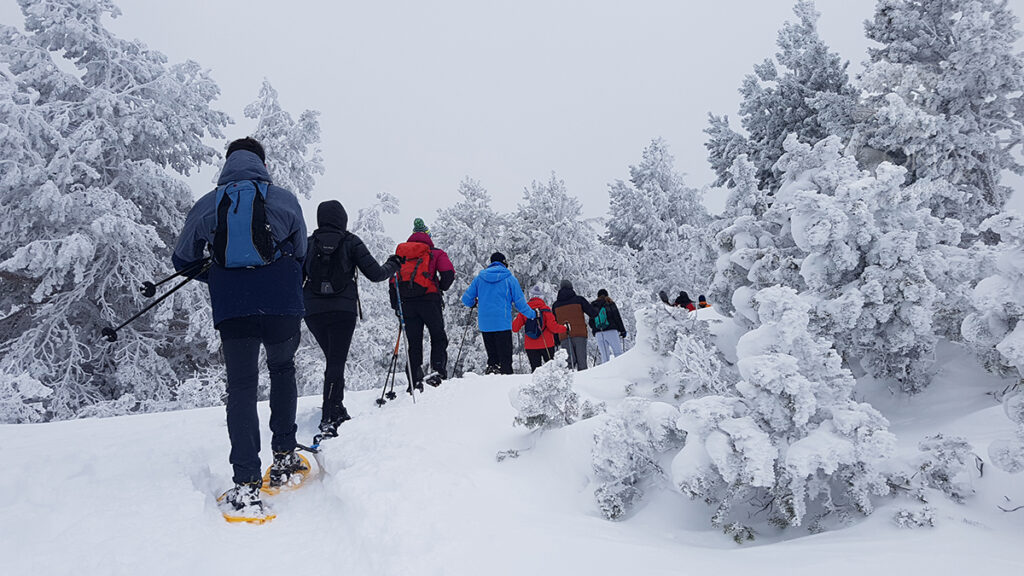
[376,324,403,406]
[101,259,213,343]
[517,331,525,374]
[139,258,210,298]
[355,273,364,321]
[563,322,576,370]
[392,271,417,401]
[451,304,476,378]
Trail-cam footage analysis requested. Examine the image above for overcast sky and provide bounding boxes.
[3,0,1024,239]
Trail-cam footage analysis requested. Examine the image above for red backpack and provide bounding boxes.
[395,242,437,297]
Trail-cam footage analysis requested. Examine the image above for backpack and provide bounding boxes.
[593,306,611,331]
[524,307,549,340]
[305,230,352,296]
[395,242,436,298]
[212,180,277,268]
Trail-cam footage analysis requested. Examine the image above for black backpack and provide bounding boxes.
[523,307,549,339]
[305,231,353,296]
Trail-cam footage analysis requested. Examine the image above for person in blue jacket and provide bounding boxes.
[461,252,535,374]
[172,137,307,516]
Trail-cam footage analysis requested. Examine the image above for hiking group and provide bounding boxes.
[168,137,637,519]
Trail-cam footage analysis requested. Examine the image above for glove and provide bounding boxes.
[619,331,627,339]
[386,254,404,267]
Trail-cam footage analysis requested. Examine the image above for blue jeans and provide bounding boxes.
[219,315,301,484]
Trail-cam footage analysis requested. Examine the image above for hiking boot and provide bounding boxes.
[221,481,263,511]
[406,380,425,394]
[484,364,500,375]
[425,372,444,387]
[268,451,308,488]
[318,405,352,438]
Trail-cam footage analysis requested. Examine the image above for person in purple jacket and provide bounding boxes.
[172,137,307,516]
[460,252,535,375]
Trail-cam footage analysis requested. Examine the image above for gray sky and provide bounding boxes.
[3,0,1024,238]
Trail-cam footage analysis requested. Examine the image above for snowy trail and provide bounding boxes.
[2,364,1022,575]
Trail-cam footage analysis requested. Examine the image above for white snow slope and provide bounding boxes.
[1,320,1022,576]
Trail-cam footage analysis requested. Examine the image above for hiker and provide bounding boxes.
[172,137,307,514]
[551,279,598,370]
[304,200,402,438]
[512,285,567,372]
[388,218,455,390]
[674,291,697,311]
[698,294,711,309]
[461,252,536,374]
[589,288,628,365]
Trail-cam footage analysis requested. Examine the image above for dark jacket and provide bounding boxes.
[304,201,399,317]
[674,291,696,311]
[588,296,627,336]
[172,150,306,326]
[551,285,597,339]
[388,232,456,308]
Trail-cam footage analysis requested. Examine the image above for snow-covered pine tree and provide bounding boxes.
[604,139,715,302]
[857,0,1024,231]
[0,0,229,422]
[673,286,895,536]
[241,79,324,200]
[705,0,857,193]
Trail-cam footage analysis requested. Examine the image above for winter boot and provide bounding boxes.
[425,370,445,387]
[406,380,425,394]
[221,480,264,511]
[484,364,500,375]
[268,451,309,488]
[318,405,351,439]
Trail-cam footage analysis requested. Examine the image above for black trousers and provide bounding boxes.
[526,347,557,372]
[304,311,358,423]
[218,315,301,485]
[482,330,514,374]
[401,299,449,382]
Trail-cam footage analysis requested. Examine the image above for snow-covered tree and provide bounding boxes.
[241,79,324,200]
[857,0,1024,231]
[605,139,715,299]
[673,286,895,536]
[989,392,1024,474]
[705,1,857,192]
[511,349,603,430]
[0,0,229,422]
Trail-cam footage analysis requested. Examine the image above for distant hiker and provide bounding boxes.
[389,219,456,390]
[552,279,598,370]
[461,252,536,374]
[674,291,697,311]
[589,288,627,365]
[698,294,711,309]
[512,285,567,372]
[172,137,307,515]
[304,200,402,437]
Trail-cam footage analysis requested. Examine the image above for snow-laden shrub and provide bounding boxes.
[175,369,226,410]
[673,286,895,536]
[633,305,731,399]
[0,372,51,423]
[893,506,935,528]
[592,398,684,520]
[989,392,1024,474]
[510,349,603,430]
[890,434,980,504]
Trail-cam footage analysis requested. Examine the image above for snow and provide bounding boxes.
[1,338,1022,576]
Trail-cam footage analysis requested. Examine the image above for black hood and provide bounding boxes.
[317,200,348,232]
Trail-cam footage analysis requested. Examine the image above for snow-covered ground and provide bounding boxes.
[1,320,1022,576]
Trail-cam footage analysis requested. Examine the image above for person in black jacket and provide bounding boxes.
[304,200,401,437]
[589,288,628,364]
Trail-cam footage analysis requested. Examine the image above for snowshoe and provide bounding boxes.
[218,481,275,524]
[424,371,445,387]
[484,364,501,375]
[261,451,313,495]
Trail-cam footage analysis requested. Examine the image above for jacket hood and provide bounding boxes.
[406,232,434,248]
[556,285,577,302]
[317,200,348,232]
[217,150,272,185]
[527,297,548,309]
[480,261,511,283]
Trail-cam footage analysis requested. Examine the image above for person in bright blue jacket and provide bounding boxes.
[172,137,307,517]
[461,252,535,374]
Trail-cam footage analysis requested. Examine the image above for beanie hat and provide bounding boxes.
[597,288,608,298]
[226,137,266,163]
[528,285,544,299]
[559,279,573,290]
[413,218,430,236]
[490,252,507,266]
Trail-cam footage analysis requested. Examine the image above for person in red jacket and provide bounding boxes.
[512,285,568,372]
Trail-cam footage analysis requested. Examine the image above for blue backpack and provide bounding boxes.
[524,307,549,339]
[212,180,278,268]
